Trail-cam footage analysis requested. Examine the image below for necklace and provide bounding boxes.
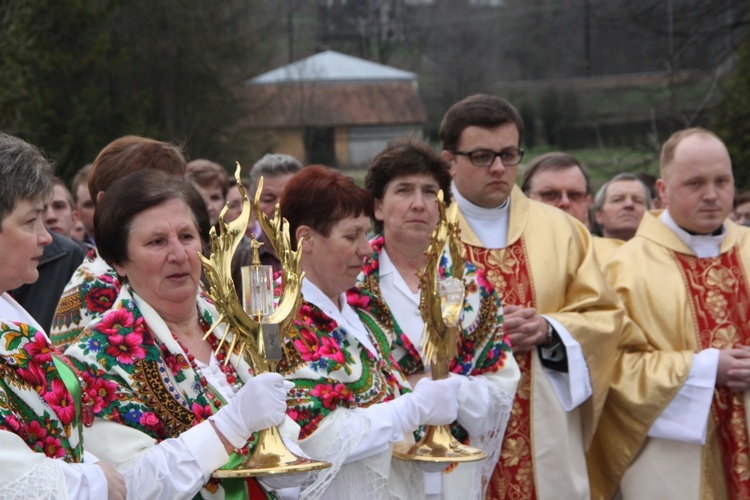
[170,314,244,409]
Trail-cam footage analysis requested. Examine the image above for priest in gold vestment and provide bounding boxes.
[440,94,622,499]
[588,128,750,499]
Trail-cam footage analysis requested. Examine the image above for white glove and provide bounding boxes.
[209,372,291,449]
[457,375,492,436]
[410,375,461,425]
[386,375,461,432]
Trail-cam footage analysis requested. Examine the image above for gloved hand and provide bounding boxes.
[408,375,461,426]
[383,375,461,432]
[209,372,291,449]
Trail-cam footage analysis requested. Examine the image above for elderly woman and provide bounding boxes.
[277,165,461,499]
[65,170,301,499]
[358,139,520,500]
[51,135,189,350]
[0,133,125,499]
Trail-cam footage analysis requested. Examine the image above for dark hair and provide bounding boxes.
[439,94,524,152]
[521,152,593,195]
[365,139,452,234]
[95,170,210,268]
[280,165,372,249]
[89,135,187,204]
[0,133,55,226]
[186,159,229,197]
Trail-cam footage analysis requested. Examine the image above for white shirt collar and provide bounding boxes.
[378,248,423,349]
[451,180,510,248]
[0,293,44,333]
[659,210,725,258]
[301,278,377,355]
[378,246,397,279]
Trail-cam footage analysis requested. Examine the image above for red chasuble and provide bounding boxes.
[466,239,538,499]
[674,248,750,498]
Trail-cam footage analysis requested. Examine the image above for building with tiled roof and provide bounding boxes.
[240,50,426,167]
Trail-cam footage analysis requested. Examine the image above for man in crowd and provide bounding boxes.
[594,173,651,242]
[590,172,652,263]
[588,128,750,498]
[732,191,750,226]
[44,179,80,240]
[439,94,621,499]
[71,163,95,248]
[521,152,593,228]
[248,153,303,273]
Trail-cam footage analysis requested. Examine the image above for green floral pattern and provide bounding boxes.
[0,321,82,462]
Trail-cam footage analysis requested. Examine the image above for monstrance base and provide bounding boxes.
[392,424,487,463]
[212,426,331,478]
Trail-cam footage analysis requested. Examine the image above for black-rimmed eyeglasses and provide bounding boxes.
[451,149,524,168]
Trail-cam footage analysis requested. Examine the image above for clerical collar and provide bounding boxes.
[451,181,509,249]
[659,210,725,258]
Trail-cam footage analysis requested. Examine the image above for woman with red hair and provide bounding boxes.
[278,165,461,499]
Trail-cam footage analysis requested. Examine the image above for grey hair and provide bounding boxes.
[249,154,303,190]
[594,172,652,211]
[0,133,55,227]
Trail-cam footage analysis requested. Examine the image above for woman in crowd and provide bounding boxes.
[277,165,462,499]
[358,139,519,499]
[65,170,303,499]
[0,133,125,499]
[51,135,188,350]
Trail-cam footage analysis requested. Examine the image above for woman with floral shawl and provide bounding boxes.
[0,133,126,499]
[358,139,520,500]
[277,165,462,499]
[64,170,304,499]
[51,135,188,351]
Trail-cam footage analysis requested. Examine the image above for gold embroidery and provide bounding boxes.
[132,359,195,435]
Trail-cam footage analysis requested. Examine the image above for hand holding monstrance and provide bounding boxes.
[393,191,487,463]
[199,163,330,477]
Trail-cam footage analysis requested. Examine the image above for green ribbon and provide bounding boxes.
[51,353,83,462]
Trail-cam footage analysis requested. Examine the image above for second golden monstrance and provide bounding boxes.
[200,164,330,477]
[393,192,487,463]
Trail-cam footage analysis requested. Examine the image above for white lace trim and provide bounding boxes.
[472,384,513,499]
[330,449,390,499]
[0,460,69,500]
[388,458,423,500]
[300,411,370,500]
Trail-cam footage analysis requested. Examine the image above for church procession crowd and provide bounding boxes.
[1,92,748,499]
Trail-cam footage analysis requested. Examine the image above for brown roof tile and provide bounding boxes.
[239,82,426,128]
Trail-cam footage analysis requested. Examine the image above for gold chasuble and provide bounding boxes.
[588,211,750,499]
[591,236,624,269]
[457,186,621,500]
